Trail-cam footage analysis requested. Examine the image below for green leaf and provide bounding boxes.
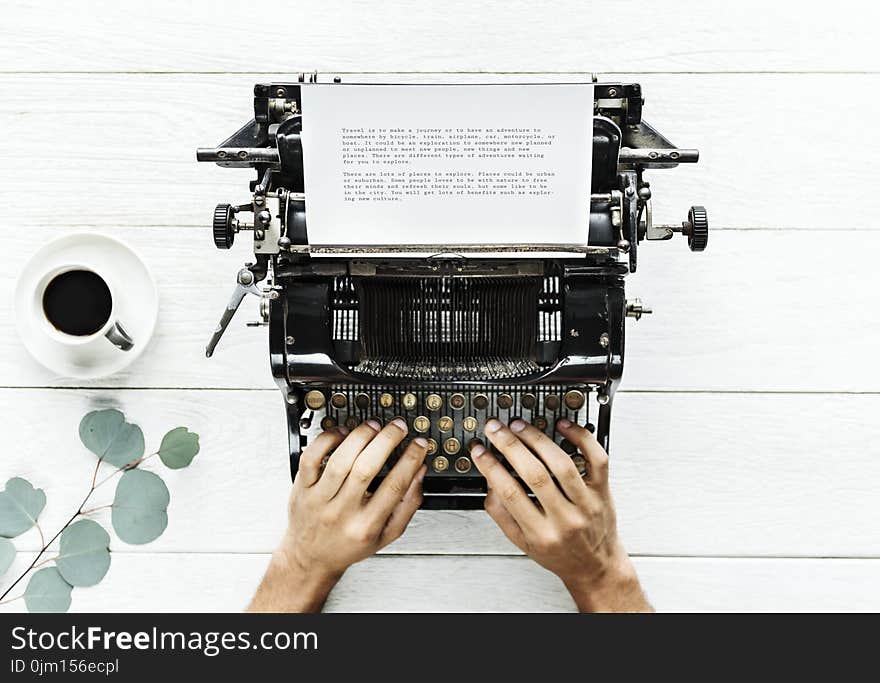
[24,567,72,613]
[79,409,145,468]
[112,469,169,545]
[55,519,111,587]
[0,477,46,538]
[0,538,14,577]
[158,427,200,469]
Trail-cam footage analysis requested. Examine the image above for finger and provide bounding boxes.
[314,420,382,499]
[556,419,610,487]
[470,441,544,532]
[368,436,430,519]
[484,489,528,553]
[378,464,426,548]
[508,419,588,504]
[482,419,566,512]
[295,427,348,489]
[339,418,410,501]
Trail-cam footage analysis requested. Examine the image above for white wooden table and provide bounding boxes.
[1,0,878,612]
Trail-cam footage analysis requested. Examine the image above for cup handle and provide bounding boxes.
[105,321,134,352]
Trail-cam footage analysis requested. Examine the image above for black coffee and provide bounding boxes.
[42,269,112,336]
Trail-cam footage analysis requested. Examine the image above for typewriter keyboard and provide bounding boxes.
[298,386,598,478]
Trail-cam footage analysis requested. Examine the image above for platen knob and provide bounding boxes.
[213,203,236,249]
[686,206,709,252]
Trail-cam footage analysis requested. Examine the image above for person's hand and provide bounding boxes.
[470,417,651,612]
[248,418,427,612]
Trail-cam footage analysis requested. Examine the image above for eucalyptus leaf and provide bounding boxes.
[112,469,169,545]
[55,519,111,587]
[0,537,14,577]
[79,409,145,468]
[158,427,200,469]
[24,567,72,613]
[0,477,46,538]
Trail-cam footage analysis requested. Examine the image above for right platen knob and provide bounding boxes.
[213,203,236,249]
[684,205,709,252]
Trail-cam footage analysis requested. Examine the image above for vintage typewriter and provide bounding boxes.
[197,76,708,508]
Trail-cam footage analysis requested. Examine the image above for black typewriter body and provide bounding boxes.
[198,77,708,508]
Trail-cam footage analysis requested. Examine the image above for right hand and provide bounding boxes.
[470,417,651,612]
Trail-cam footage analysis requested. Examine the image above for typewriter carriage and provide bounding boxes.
[198,77,708,508]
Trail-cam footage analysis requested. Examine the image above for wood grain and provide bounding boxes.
[2,228,878,392]
[2,388,878,558]
[1,1,878,73]
[2,552,878,612]
[0,73,877,230]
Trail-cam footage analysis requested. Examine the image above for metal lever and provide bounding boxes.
[205,268,262,358]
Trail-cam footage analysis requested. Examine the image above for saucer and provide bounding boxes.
[14,233,158,379]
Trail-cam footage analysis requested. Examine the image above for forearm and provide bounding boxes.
[563,554,653,613]
[247,549,341,613]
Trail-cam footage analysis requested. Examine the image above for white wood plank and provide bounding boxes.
[2,388,878,557]
[2,228,878,392]
[0,73,876,231]
[1,0,878,73]
[2,553,877,612]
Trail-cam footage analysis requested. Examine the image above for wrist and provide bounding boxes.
[248,547,342,613]
[562,546,652,613]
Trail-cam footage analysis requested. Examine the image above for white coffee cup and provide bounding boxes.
[33,263,134,352]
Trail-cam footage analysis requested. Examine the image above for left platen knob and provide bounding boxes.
[213,203,236,249]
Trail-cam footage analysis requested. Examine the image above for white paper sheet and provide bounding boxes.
[299,83,593,248]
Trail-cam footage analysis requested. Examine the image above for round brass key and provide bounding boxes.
[320,416,337,431]
[449,393,466,410]
[379,393,395,409]
[560,438,577,454]
[572,454,588,477]
[438,416,454,432]
[355,392,371,410]
[413,416,431,433]
[564,390,585,411]
[432,455,449,472]
[425,393,443,411]
[426,438,438,455]
[462,416,478,432]
[544,394,561,411]
[472,394,489,411]
[533,416,548,431]
[520,392,537,410]
[454,456,472,474]
[344,416,358,431]
[305,390,326,410]
[443,437,461,455]
[402,393,418,411]
[330,392,348,409]
[497,393,513,410]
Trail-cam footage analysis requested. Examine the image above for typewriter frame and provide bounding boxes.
[198,77,706,509]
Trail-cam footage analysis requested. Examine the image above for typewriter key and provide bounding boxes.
[443,438,461,455]
[344,416,358,431]
[585,422,595,433]
[454,456,472,474]
[413,416,431,433]
[544,394,561,411]
[432,455,449,472]
[320,416,337,431]
[305,390,326,410]
[462,416,478,432]
[402,393,418,411]
[330,392,348,409]
[521,393,537,410]
[572,455,588,477]
[560,439,577,454]
[379,393,395,409]
[533,416,548,431]
[497,393,513,410]
[438,416,454,433]
[355,392,371,410]
[472,394,489,411]
[449,393,466,410]
[564,390,585,411]
[425,393,443,411]
[426,438,438,455]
